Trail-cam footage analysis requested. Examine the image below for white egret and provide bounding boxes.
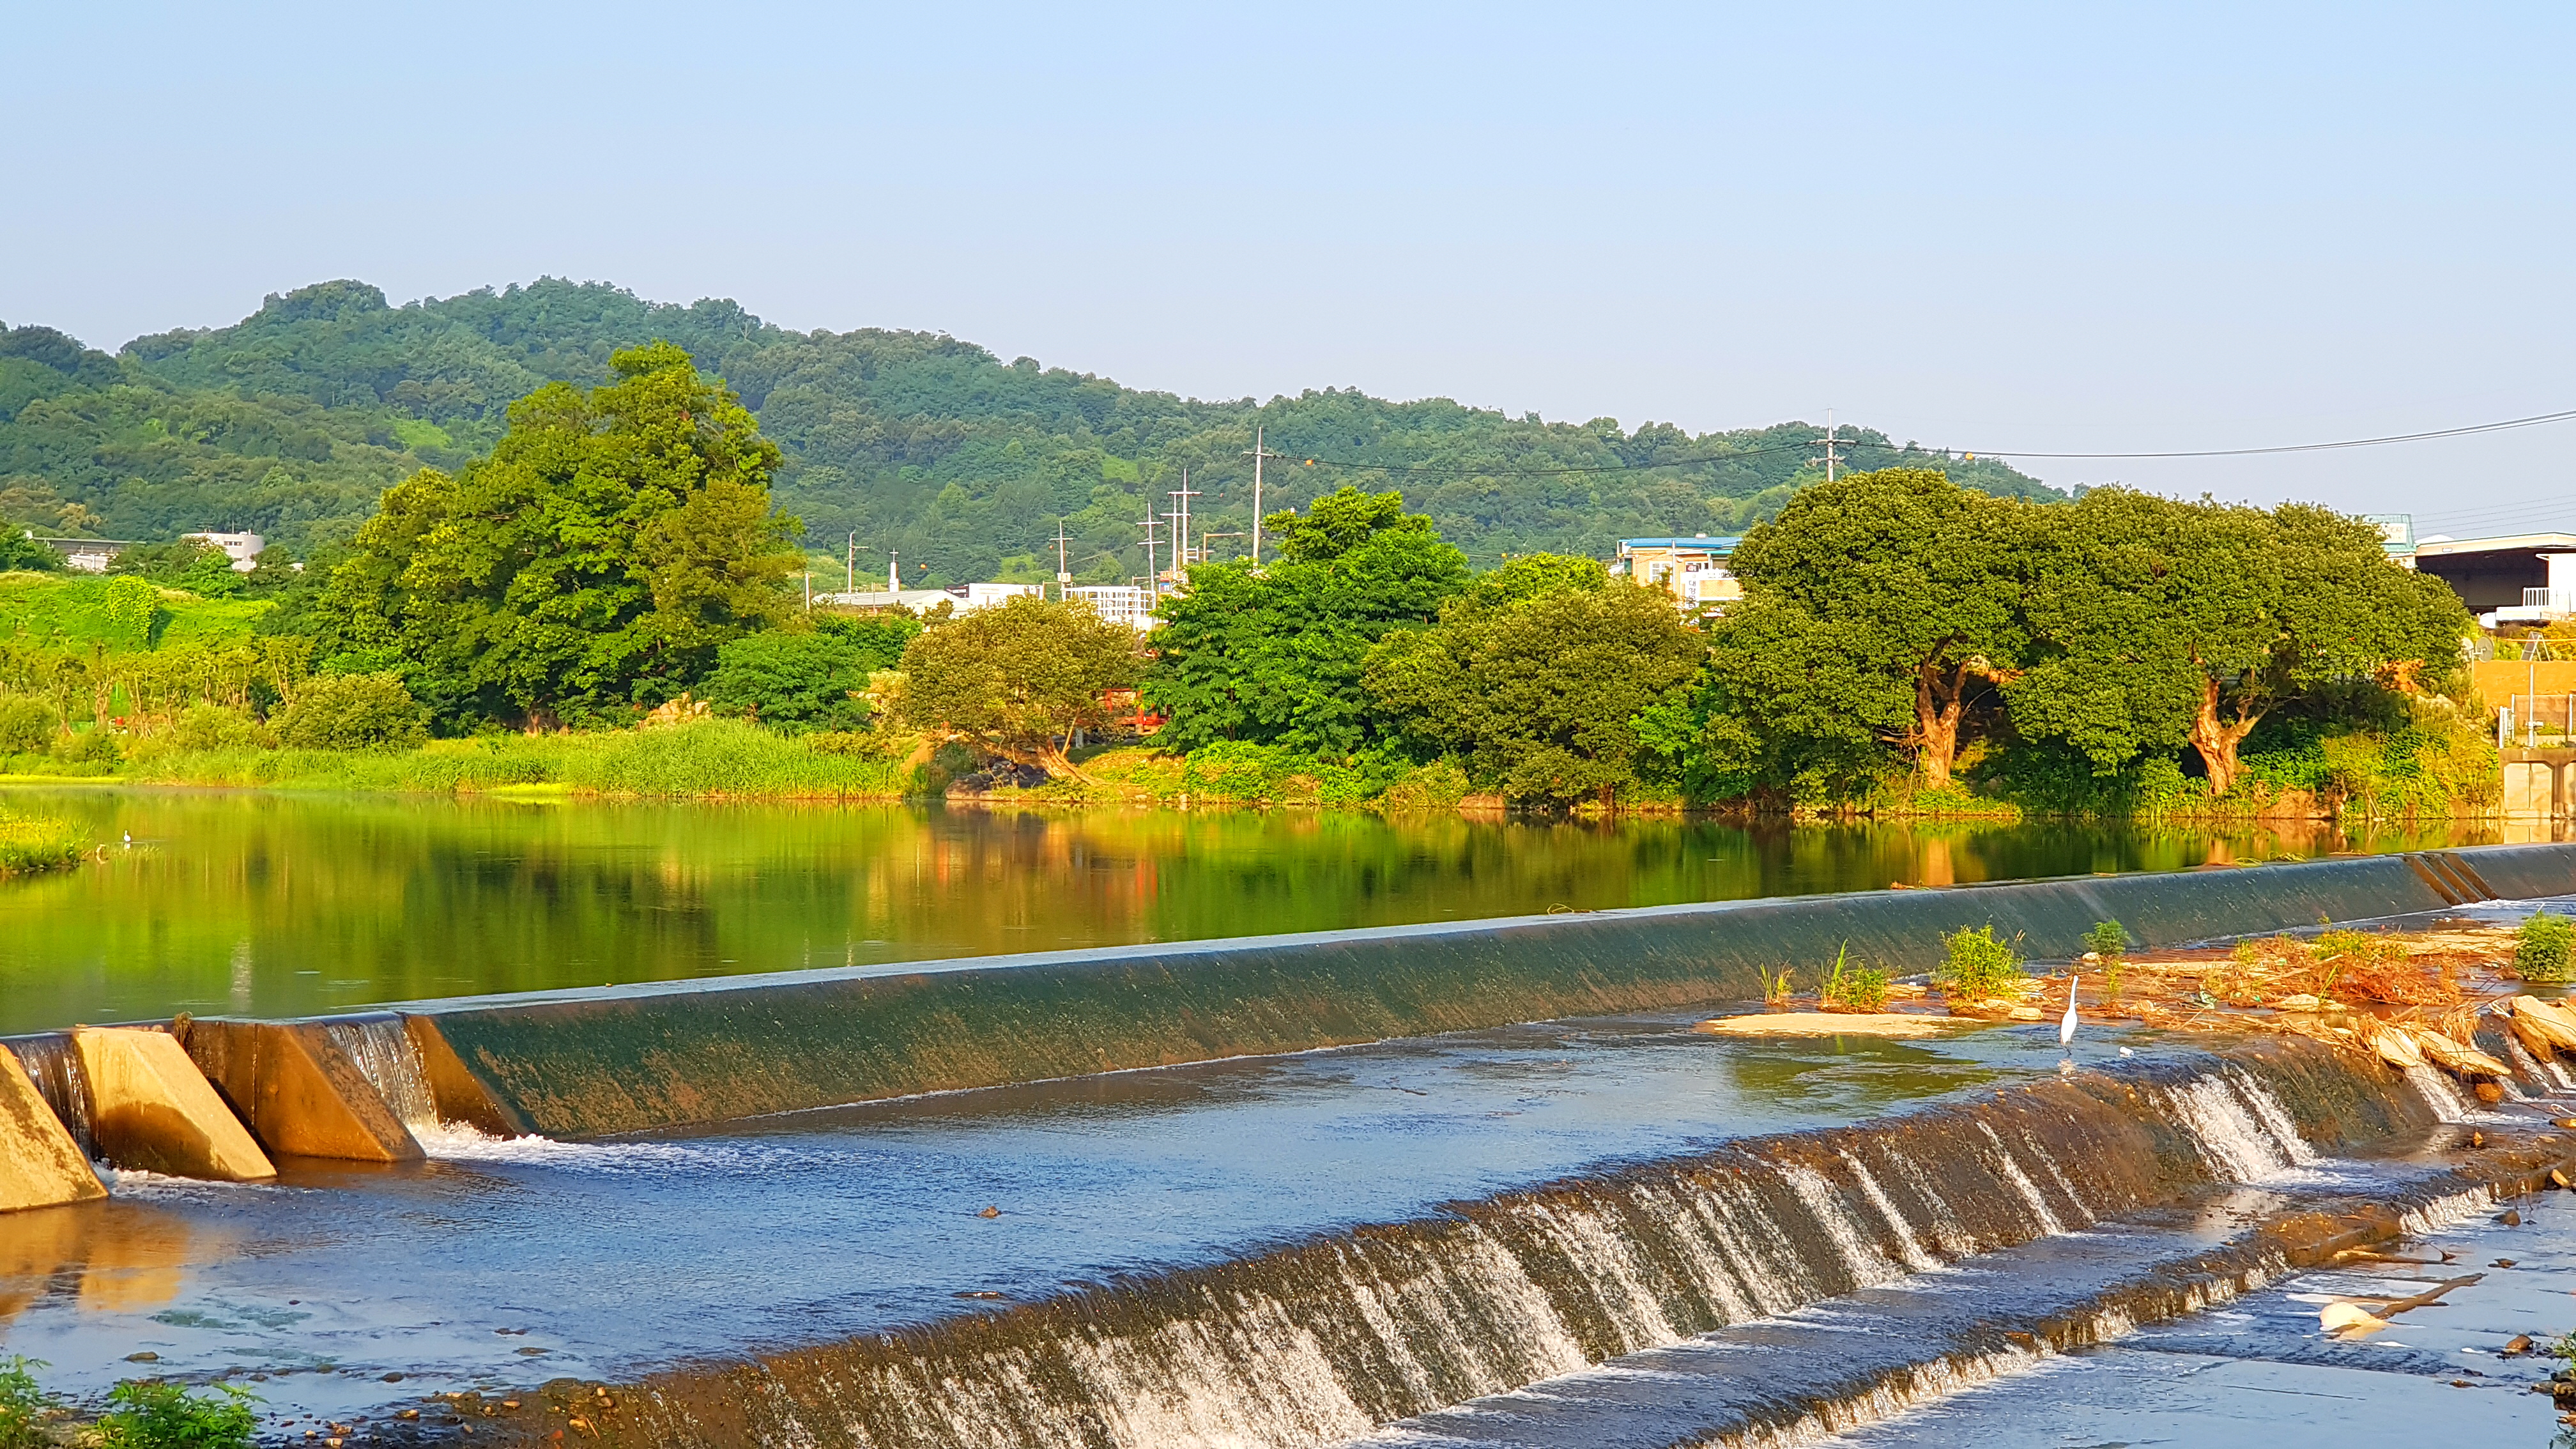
[2059,975,2080,1050]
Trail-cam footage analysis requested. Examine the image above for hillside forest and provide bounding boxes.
[0,278,2062,585]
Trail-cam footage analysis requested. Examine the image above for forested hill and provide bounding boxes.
[0,278,2060,585]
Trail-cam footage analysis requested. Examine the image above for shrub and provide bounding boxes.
[0,696,55,755]
[1821,943,1889,1011]
[1937,925,2023,1000]
[2518,910,2576,984]
[89,1379,258,1449]
[1377,760,1472,814]
[275,673,428,751]
[2083,919,2128,997]
[61,727,119,770]
[172,703,272,751]
[0,1355,57,1449]
[700,631,873,733]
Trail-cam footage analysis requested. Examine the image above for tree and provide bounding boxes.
[1146,487,1468,755]
[701,631,875,733]
[1367,556,1706,806]
[2009,489,2468,795]
[1712,468,2039,791]
[275,672,429,750]
[898,596,1142,778]
[305,344,803,728]
[0,533,59,572]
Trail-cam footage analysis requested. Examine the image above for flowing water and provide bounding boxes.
[0,785,2500,1033]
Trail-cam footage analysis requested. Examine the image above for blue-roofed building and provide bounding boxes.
[1614,535,1744,611]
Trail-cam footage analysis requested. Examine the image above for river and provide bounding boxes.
[0,784,2501,1034]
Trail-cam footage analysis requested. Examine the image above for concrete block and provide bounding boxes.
[182,1019,423,1163]
[0,1043,105,1213]
[73,1027,275,1182]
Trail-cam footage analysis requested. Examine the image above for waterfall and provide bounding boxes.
[320,1017,440,1133]
[2401,1062,2480,1122]
[581,1048,2432,1449]
[5,1032,95,1156]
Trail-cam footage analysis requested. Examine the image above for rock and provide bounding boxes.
[2500,1209,2524,1225]
[2320,1301,2390,1335]
[977,1204,1002,1218]
[2370,1029,2427,1070]
[126,1351,158,1362]
[2510,1334,2536,1354]
[2478,1082,2508,1103]
[2496,1258,2518,1268]
[2554,1169,2573,1190]
[1695,1013,1964,1039]
[2274,994,2322,1011]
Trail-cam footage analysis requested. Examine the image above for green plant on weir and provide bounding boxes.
[1937,924,2024,1000]
[89,1379,259,1449]
[2083,919,2128,999]
[1756,963,1794,1005]
[1821,942,1890,1012]
[2520,911,2576,985]
[0,1357,57,1449]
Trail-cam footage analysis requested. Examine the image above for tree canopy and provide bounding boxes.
[1144,487,1468,756]
[0,279,2059,572]
[898,595,1142,778]
[303,343,802,727]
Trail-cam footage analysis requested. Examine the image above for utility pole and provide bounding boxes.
[1243,424,1285,569]
[1053,521,1073,602]
[845,532,855,594]
[1135,512,1163,606]
[1809,407,1843,482]
[1165,469,1200,578]
[802,569,811,610]
[1200,529,1245,563]
[887,549,900,593]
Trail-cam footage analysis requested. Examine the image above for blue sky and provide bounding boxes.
[8,1,2570,528]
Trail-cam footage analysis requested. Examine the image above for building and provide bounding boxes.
[2366,514,2576,627]
[1614,535,1744,611]
[26,536,131,572]
[181,531,265,572]
[811,581,1047,615]
[1066,585,1156,631]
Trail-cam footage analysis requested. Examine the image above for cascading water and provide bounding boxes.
[319,1016,440,1133]
[570,1045,2442,1449]
[4,1032,94,1155]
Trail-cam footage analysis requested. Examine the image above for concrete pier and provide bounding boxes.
[73,1027,275,1181]
[0,1043,105,1212]
[182,1018,424,1163]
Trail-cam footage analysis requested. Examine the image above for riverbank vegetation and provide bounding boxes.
[0,335,2490,820]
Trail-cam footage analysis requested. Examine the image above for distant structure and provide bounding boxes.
[1614,535,1744,612]
[812,581,1045,614]
[26,536,132,572]
[1066,585,1155,631]
[2372,514,2576,627]
[181,531,265,572]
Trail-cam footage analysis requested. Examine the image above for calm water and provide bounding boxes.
[0,785,2496,1034]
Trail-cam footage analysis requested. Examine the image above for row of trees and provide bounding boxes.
[3,336,2471,813]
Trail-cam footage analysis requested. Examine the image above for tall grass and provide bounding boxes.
[0,808,84,878]
[117,719,912,799]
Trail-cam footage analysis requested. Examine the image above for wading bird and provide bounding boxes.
[2060,976,2080,1050]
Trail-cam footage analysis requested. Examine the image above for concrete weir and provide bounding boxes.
[315,842,2576,1140]
[181,1017,425,1163]
[72,1027,275,1181]
[0,1043,104,1211]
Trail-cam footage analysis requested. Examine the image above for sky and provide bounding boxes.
[6,1,2572,534]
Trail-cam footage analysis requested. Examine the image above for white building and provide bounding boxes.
[1066,585,1156,631]
[182,530,265,572]
[811,581,1047,615]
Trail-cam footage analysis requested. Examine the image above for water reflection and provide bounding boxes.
[0,786,2497,1034]
[0,1199,209,1324]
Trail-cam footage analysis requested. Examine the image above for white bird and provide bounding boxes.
[2059,974,2080,1050]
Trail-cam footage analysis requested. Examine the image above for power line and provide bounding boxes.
[1273,406,2576,480]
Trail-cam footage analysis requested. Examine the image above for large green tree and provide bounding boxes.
[1145,487,1468,756]
[2009,489,2468,795]
[899,595,1142,778]
[307,343,802,726]
[1366,555,1706,806]
[1704,468,2040,792]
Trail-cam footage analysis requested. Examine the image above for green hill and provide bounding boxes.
[3,279,2060,583]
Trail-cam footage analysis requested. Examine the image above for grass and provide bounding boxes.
[1820,942,1890,1011]
[89,1379,259,1449]
[0,808,84,878]
[0,571,270,653]
[113,718,914,799]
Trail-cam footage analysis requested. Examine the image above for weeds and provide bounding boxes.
[1756,963,1794,1005]
[0,1357,56,1449]
[1821,943,1890,1012]
[2521,912,2576,985]
[2085,919,2128,998]
[1937,925,2023,1000]
[89,1379,259,1449]
[0,808,84,879]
